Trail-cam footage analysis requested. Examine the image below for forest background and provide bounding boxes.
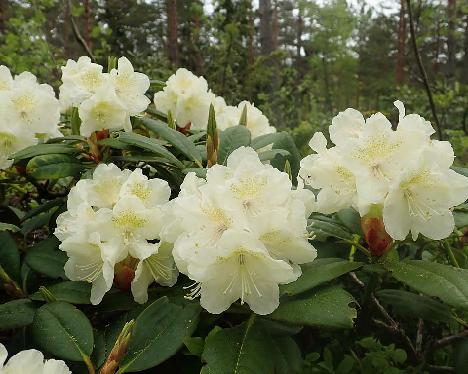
[0,0,467,164]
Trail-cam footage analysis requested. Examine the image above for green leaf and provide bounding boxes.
[217,126,251,165]
[238,104,248,126]
[140,117,202,166]
[118,132,184,168]
[271,132,301,184]
[271,336,303,374]
[382,259,468,310]
[0,232,21,281]
[25,237,67,279]
[98,137,130,149]
[118,297,201,372]
[0,299,36,330]
[32,302,94,361]
[258,149,290,162]
[336,208,363,235]
[454,211,468,228]
[376,289,452,323]
[184,336,204,357]
[281,258,363,296]
[452,166,468,177]
[31,281,91,304]
[21,198,64,222]
[270,286,357,329]
[11,143,79,161]
[27,154,83,180]
[250,133,285,150]
[201,315,275,374]
[308,216,353,241]
[0,223,20,232]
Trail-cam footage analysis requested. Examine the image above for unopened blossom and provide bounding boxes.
[55,164,176,304]
[0,343,71,374]
[166,146,317,314]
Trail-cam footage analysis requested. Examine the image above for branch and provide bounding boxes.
[68,0,96,61]
[432,330,468,350]
[406,0,443,140]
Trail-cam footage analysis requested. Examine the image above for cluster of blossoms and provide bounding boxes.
[0,65,61,169]
[154,68,276,137]
[300,101,468,242]
[161,147,317,315]
[0,344,70,374]
[54,164,177,305]
[59,56,150,137]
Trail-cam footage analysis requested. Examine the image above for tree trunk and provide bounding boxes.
[463,14,468,83]
[0,0,8,34]
[446,0,456,79]
[259,0,273,55]
[167,0,179,67]
[247,2,254,65]
[396,0,406,86]
[192,2,204,74]
[83,0,92,51]
[272,1,279,50]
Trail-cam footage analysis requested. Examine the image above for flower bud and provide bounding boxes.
[361,205,393,257]
[114,258,137,291]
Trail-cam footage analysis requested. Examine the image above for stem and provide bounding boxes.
[443,242,460,268]
[83,355,96,374]
[406,0,443,140]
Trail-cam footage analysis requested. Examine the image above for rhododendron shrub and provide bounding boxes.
[0,59,467,373]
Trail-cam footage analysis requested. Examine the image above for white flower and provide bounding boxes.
[166,146,317,314]
[237,101,276,138]
[0,65,13,91]
[0,343,71,374]
[329,108,365,147]
[55,164,174,304]
[59,56,107,111]
[109,57,150,115]
[119,168,171,208]
[79,84,130,137]
[340,112,424,214]
[249,200,317,265]
[97,196,161,260]
[215,101,276,138]
[383,147,468,241]
[131,242,178,303]
[209,146,292,216]
[300,132,357,214]
[0,71,61,139]
[62,231,125,305]
[0,122,37,170]
[181,230,298,315]
[154,68,215,130]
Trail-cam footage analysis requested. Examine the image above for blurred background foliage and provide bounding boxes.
[0,0,466,162]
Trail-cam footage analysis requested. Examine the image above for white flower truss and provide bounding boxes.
[154,68,276,137]
[163,146,317,315]
[0,343,71,374]
[0,65,61,169]
[55,164,177,305]
[59,56,150,136]
[300,100,468,241]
